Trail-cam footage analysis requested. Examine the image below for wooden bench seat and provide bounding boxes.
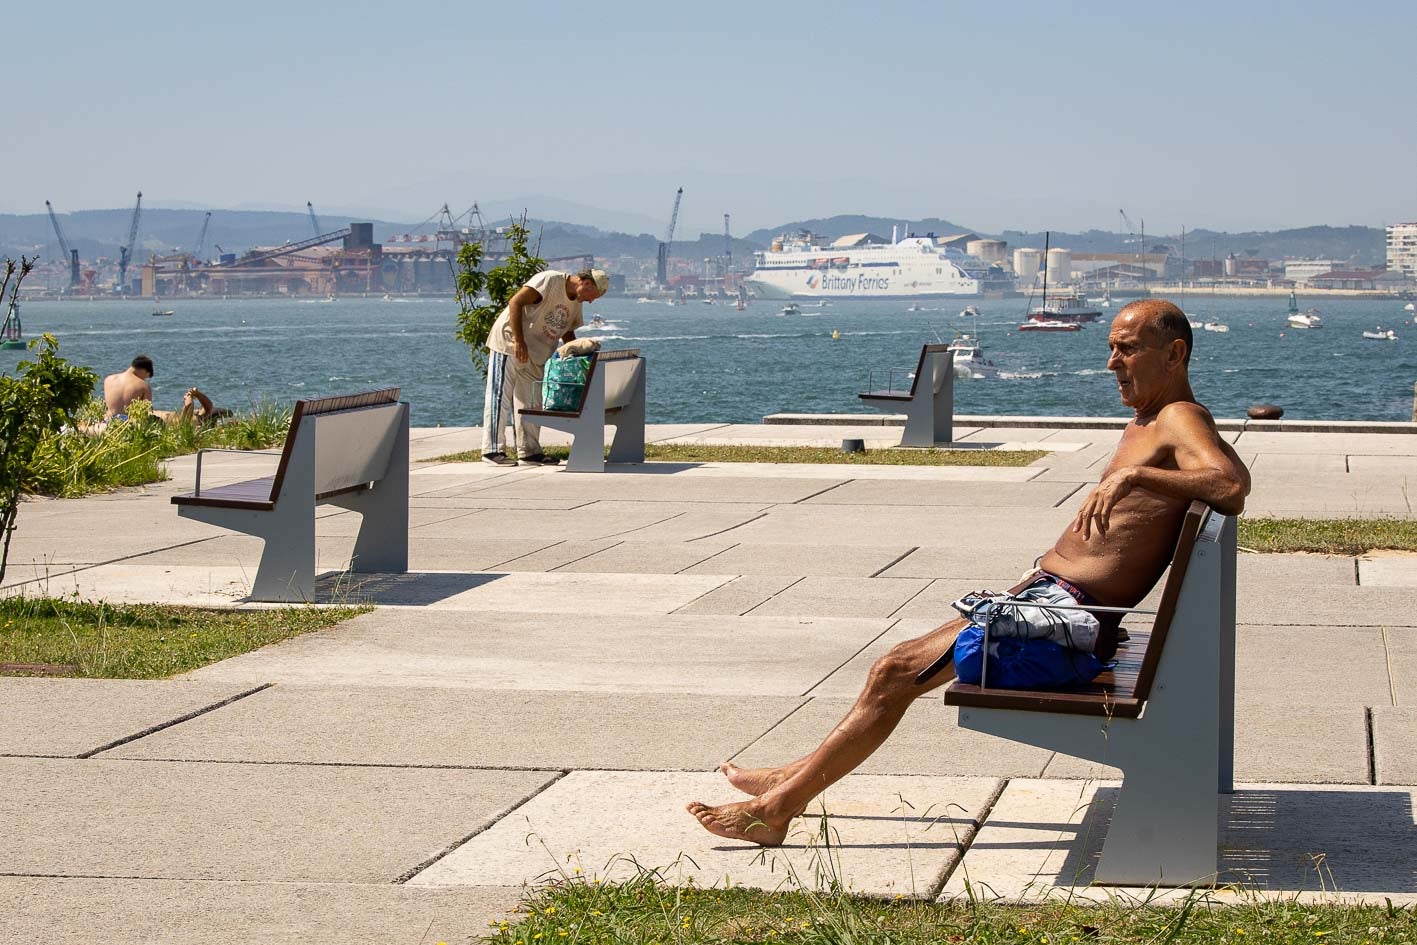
[944,501,1237,886]
[858,343,954,446]
[519,348,646,473]
[172,388,410,602]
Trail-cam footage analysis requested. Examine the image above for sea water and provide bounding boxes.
[4,296,1415,425]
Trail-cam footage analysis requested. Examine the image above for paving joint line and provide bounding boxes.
[1,534,226,595]
[648,423,732,444]
[79,684,274,759]
[740,575,806,617]
[799,619,900,697]
[927,776,1011,900]
[483,539,565,571]
[1382,626,1399,708]
[668,574,750,615]
[869,546,920,578]
[393,769,571,884]
[793,480,852,504]
[1051,482,1087,508]
[548,540,628,572]
[726,698,819,763]
[686,511,770,542]
[93,757,569,773]
[885,579,938,621]
[1366,706,1378,786]
[673,542,740,575]
[595,510,690,540]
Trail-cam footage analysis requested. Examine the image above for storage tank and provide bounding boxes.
[967,239,1007,264]
[1224,253,1238,277]
[1046,248,1072,286]
[1013,248,1041,283]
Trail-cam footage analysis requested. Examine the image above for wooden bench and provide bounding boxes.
[944,501,1237,886]
[520,349,646,473]
[172,388,410,602]
[858,343,954,446]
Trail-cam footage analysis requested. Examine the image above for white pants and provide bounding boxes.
[481,351,543,458]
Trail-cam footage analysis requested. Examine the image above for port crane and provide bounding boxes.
[656,187,683,287]
[307,202,322,239]
[44,200,81,286]
[1118,209,1147,291]
[117,191,143,292]
[723,213,732,270]
[192,211,212,261]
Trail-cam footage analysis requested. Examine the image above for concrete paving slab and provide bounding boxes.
[1377,626,1417,706]
[807,619,943,698]
[492,538,625,571]
[682,543,918,578]
[375,505,691,542]
[673,575,803,616]
[1,877,523,945]
[1244,478,1414,518]
[0,679,260,757]
[717,505,1077,548]
[603,506,779,543]
[1249,453,1349,474]
[111,687,805,770]
[891,579,1011,623]
[942,779,1417,902]
[1235,626,1392,704]
[804,479,1083,508]
[879,546,1040,581]
[475,473,849,505]
[1042,703,1370,783]
[1372,707,1417,784]
[1348,454,1417,474]
[419,571,733,614]
[660,462,1045,482]
[1,564,255,606]
[556,540,734,574]
[183,610,890,695]
[409,770,1003,897]
[1359,552,1417,587]
[0,757,554,882]
[1237,586,1417,628]
[746,576,931,619]
[411,495,595,510]
[736,696,1052,778]
[1238,552,1356,587]
[1235,432,1417,455]
[123,534,356,571]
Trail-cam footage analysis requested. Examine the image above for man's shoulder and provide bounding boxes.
[528,269,565,290]
[1154,400,1217,435]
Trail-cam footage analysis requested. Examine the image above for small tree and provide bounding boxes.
[453,220,546,375]
[0,319,98,584]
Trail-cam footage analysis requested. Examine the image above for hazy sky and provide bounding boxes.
[8,1,1415,237]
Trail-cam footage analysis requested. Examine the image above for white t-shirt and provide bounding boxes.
[486,270,583,369]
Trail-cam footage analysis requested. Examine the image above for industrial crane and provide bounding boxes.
[723,213,732,270]
[656,187,683,287]
[307,202,322,239]
[117,191,143,292]
[44,200,80,286]
[193,211,212,261]
[1118,208,1147,289]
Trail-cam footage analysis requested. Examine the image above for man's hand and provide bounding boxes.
[1072,465,1138,539]
[513,339,529,363]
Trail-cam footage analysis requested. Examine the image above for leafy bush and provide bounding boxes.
[453,220,547,375]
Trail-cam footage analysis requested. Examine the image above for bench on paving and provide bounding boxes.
[172,388,409,602]
[520,348,646,473]
[944,501,1236,886]
[858,343,954,446]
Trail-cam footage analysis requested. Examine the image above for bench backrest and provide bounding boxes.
[1127,500,1210,705]
[558,349,642,415]
[878,344,951,397]
[268,388,404,502]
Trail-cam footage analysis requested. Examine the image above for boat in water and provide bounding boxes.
[1362,327,1398,341]
[744,229,1011,300]
[1,300,23,349]
[1203,321,1230,333]
[946,331,999,378]
[1285,290,1322,328]
[1405,302,1415,312]
[1026,291,1103,324]
[779,303,801,316]
[151,309,174,317]
[960,305,980,318]
[1018,319,1081,333]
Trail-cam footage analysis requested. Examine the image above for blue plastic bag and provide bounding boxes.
[543,353,591,411]
[953,624,1104,690]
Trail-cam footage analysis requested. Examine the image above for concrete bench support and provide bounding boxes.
[858,344,954,446]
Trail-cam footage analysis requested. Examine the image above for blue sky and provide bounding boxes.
[7,1,1415,236]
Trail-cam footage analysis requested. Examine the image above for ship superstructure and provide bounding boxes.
[744,231,1012,300]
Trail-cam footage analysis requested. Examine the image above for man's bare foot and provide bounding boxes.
[685,800,789,847]
[718,761,789,797]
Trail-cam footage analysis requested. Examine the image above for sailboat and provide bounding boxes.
[1,300,24,349]
[1018,232,1081,332]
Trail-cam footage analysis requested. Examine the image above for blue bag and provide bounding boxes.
[953,623,1105,690]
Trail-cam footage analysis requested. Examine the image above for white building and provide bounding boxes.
[1283,260,1341,286]
[1387,223,1417,279]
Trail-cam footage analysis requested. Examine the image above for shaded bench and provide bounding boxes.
[520,349,645,473]
[944,501,1236,886]
[172,388,409,602]
[858,343,954,446]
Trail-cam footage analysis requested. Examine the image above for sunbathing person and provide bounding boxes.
[686,299,1252,846]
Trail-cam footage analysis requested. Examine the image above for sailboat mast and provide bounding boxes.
[1041,231,1050,301]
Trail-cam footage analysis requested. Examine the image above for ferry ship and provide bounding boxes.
[744,230,1012,300]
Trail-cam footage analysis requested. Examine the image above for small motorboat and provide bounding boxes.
[151,309,175,317]
[1405,302,1415,312]
[1017,319,1080,332]
[960,305,980,318]
[1362,327,1398,341]
[588,315,606,328]
[946,331,1000,378]
[1287,309,1323,329]
[906,303,923,312]
[779,303,801,316]
[1202,321,1230,333]
[636,296,656,303]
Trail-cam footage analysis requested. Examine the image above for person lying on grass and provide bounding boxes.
[686,298,1252,846]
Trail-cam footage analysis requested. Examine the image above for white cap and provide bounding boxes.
[590,269,610,295]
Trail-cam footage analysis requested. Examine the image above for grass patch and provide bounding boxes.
[27,397,292,498]
[489,873,1416,945]
[1239,517,1417,555]
[431,444,1046,467]
[0,597,367,678]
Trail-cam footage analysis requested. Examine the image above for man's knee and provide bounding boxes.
[866,645,923,696]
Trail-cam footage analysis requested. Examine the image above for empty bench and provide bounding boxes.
[944,501,1237,886]
[172,388,410,602]
[858,343,954,446]
[521,348,646,473]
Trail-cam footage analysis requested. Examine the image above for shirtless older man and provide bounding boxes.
[687,298,1252,846]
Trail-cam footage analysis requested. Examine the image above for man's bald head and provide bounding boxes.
[1115,298,1192,365]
